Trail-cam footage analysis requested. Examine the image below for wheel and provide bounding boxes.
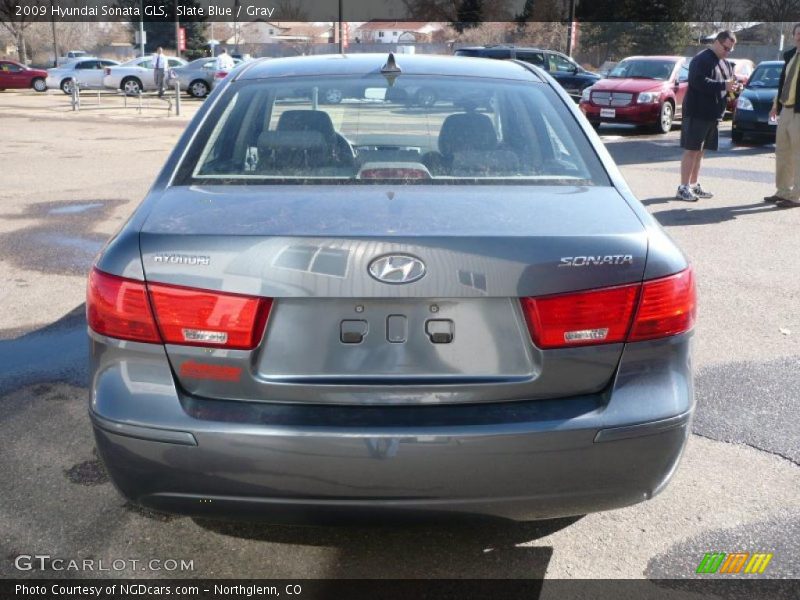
[655,102,674,134]
[323,88,343,104]
[122,77,143,95]
[60,78,75,95]
[189,80,209,98]
[590,121,601,131]
[731,129,744,144]
[32,77,46,92]
[414,88,437,107]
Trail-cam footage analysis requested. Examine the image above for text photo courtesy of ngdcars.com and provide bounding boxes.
[0,1,799,599]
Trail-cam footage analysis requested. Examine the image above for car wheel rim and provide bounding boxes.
[124,80,140,94]
[325,89,342,103]
[661,105,673,131]
[63,80,73,93]
[34,79,46,91]
[192,83,207,97]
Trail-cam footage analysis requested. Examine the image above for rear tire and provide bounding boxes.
[323,88,343,104]
[121,77,143,95]
[32,77,46,92]
[414,88,437,107]
[731,129,744,144]
[188,80,209,98]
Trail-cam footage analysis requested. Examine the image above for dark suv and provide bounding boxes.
[455,45,600,100]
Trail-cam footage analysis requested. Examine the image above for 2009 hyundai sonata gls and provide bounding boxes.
[88,53,695,521]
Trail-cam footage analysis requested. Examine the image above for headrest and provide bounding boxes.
[276,110,336,140]
[257,130,326,151]
[438,113,497,156]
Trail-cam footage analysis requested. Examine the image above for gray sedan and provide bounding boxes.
[87,53,696,523]
[172,57,243,98]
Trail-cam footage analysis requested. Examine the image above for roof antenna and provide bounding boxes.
[381,53,401,73]
[381,52,402,87]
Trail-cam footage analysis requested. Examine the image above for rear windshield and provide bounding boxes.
[178,74,609,185]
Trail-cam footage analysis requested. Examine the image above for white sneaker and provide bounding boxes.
[691,183,713,199]
[676,185,698,202]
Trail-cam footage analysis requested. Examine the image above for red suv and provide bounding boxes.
[579,56,689,134]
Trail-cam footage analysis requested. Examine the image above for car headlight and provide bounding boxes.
[736,95,754,111]
[581,87,592,102]
[637,92,660,104]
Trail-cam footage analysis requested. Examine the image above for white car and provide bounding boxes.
[102,56,187,95]
[46,58,121,94]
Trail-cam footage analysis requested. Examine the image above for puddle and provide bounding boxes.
[0,306,88,396]
[65,459,109,486]
[124,503,181,522]
[0,199,126,276]
[48,203,104,215]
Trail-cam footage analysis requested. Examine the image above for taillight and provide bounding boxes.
[86,269,160,343]
[521,267,696,349]
[148,282,271,350]
[86,268,272,350]
[215,70,227,79]
[629,268,696,341]
[521,284,640,349]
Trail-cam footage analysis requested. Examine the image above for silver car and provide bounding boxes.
[172,57,243,98]
[102,55,187,95]
[88,54,696,522]
[46,58,120,94]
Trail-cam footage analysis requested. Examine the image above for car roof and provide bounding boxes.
[237,53,544,83]
[756,60,783,66]
[618,56,685,61]
[458,45,547,51]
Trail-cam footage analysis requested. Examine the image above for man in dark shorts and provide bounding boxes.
[677,31,739,201]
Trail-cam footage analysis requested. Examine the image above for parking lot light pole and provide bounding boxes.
[566,0,577,57]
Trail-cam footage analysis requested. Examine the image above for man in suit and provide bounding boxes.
[152,47,166,97]
[765,23,800,207]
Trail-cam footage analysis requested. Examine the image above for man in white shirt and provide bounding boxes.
[216,48,235,71]
[152,47,166,97]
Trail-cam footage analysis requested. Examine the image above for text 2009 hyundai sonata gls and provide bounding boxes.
[87,53,695,522]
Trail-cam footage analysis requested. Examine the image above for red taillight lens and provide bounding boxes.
[521,267,696,349]
[629,268,696,341]
[215,70,227,79]
[87,268,272,350]
[521,284,640,349]
[148,282,271,350]
[86,269,161,343]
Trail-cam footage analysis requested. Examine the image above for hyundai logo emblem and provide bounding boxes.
[368,254,426,284]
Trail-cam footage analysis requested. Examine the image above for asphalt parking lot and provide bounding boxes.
[0,89,798,584]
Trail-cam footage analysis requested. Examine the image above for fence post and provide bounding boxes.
[175,79,181,116]
[71,80,79,111]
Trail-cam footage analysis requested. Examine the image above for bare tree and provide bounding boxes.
[0,0,41,63]
[745,0,800,21]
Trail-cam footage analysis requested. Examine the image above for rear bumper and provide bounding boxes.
[89,333,694,522]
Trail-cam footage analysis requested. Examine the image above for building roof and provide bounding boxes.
[356,21,442,33]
